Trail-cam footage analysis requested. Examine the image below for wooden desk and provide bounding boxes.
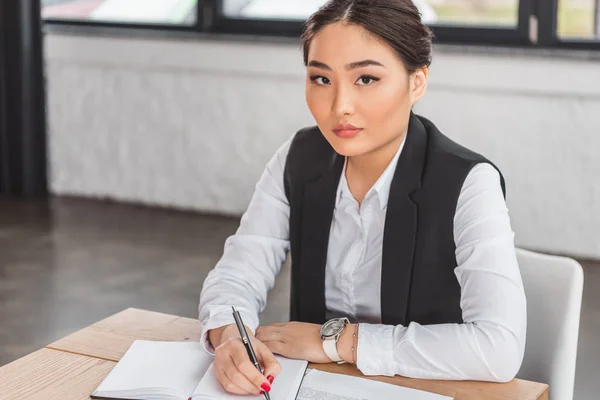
[0,349,115,400]
[45,308,548,400]
[48,308,201,362]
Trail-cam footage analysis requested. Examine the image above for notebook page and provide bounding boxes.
[93,341,213,399]
[297,370,453,400]
[190,356,308,400]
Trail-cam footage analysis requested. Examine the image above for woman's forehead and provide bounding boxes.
[308,23,400,68]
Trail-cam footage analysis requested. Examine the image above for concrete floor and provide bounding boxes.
[0,196,598,399]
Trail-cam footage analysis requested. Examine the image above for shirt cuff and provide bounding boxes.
[356,323,398,376]
[199,305,260,355]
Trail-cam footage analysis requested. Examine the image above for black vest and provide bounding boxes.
[283,112,506,327]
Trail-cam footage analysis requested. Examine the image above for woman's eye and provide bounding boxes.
[356,75,380,86]
[310,76,331,85]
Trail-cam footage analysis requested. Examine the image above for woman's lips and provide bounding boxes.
[332,125,363,138]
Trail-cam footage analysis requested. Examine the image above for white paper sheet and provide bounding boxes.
[93,341,213,400]
[297,370,453,400]
[191,356,307,400]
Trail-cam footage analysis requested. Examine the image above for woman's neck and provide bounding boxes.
[345,132,407,204]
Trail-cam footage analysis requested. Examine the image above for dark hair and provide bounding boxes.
[301,0,433,73]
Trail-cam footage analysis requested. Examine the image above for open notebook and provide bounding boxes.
[91,340,308,400]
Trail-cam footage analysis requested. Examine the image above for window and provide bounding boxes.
[42,0,198,25]
[425,0,520,28]
[43,0,600,49]
[214,0,531,45]
[222,0,327,21]
[557,0,600,39]
[221,0,520,27]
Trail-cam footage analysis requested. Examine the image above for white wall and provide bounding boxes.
[44,32,600,259]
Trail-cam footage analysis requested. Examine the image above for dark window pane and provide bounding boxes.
[41,0,198,25]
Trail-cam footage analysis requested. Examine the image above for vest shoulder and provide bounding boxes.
[289,125,329,150]
[418,116,492,166]
[417,115,506,196]
[286,125,337,170]
[283,126,339,197]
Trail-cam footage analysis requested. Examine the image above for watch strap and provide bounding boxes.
[322,337,343,363]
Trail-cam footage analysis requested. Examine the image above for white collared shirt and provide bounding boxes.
[325,135,405,323]
[198,134,526,382]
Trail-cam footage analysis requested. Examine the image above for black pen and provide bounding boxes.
[232,306,271,400]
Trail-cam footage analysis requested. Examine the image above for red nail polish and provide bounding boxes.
[267,375,274,384]
[261,382,271,392]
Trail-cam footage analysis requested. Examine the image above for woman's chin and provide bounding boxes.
[327,137,372,158]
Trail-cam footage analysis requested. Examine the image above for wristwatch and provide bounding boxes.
[320,317,350,364]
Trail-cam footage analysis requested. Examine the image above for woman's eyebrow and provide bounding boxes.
[307,60,333,71]
[307,59,386,71]
[346,59,385,70]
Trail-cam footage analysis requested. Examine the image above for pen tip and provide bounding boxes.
[231,306,237,312]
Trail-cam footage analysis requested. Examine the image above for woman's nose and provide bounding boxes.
[331,87,355,117]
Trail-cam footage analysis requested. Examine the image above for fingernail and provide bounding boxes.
[267,375,274,384]
[261,382,271,392]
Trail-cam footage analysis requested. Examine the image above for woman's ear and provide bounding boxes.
[409,66,428,106]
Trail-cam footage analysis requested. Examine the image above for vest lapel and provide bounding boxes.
[298,150,344,324]
[381,113,428,326]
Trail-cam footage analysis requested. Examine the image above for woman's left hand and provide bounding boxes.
[255,322,332,363]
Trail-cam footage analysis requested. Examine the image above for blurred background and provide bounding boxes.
[1,0,599,399]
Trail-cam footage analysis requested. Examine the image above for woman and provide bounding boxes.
[199,0,526,396]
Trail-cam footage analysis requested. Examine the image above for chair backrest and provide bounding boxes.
[516,248,584,400]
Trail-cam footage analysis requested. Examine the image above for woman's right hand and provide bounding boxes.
[209,324,281,395]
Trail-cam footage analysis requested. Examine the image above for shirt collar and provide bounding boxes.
[336,135,407,210]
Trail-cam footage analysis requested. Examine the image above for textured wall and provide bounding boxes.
[46,35,312,214]
[44,33,600,258]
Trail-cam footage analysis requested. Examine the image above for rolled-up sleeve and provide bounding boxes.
[198,138,292,354]
[356,163,527,382]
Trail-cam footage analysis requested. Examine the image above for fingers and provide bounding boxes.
[256,340,282,380]
[214,338,270,395]
[262,340,288,357]
[224,356,265,395]
[231,346,272,393]
[255,325,283,342]
[214,365,249,395]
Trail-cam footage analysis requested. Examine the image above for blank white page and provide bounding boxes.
[191,356,308,400]
[297,370,453,400]
[93,341,213,399]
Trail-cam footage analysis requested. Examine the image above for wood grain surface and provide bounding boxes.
[46,308,549,400]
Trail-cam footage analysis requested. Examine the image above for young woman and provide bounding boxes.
[199,0,526,396]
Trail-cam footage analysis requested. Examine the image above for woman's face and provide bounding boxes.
[305,22,427,158]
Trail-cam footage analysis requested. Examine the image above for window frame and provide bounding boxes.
[210,0,535,46]
[537,0,600,49]
[426,0,534,46]
[41,0,600,51]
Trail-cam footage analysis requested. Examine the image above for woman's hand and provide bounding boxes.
[255,322,339,364]
[209,324,281,395]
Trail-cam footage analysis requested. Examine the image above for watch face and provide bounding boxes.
[321,319,345,337]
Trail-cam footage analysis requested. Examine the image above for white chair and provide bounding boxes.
[516,248,584,400]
